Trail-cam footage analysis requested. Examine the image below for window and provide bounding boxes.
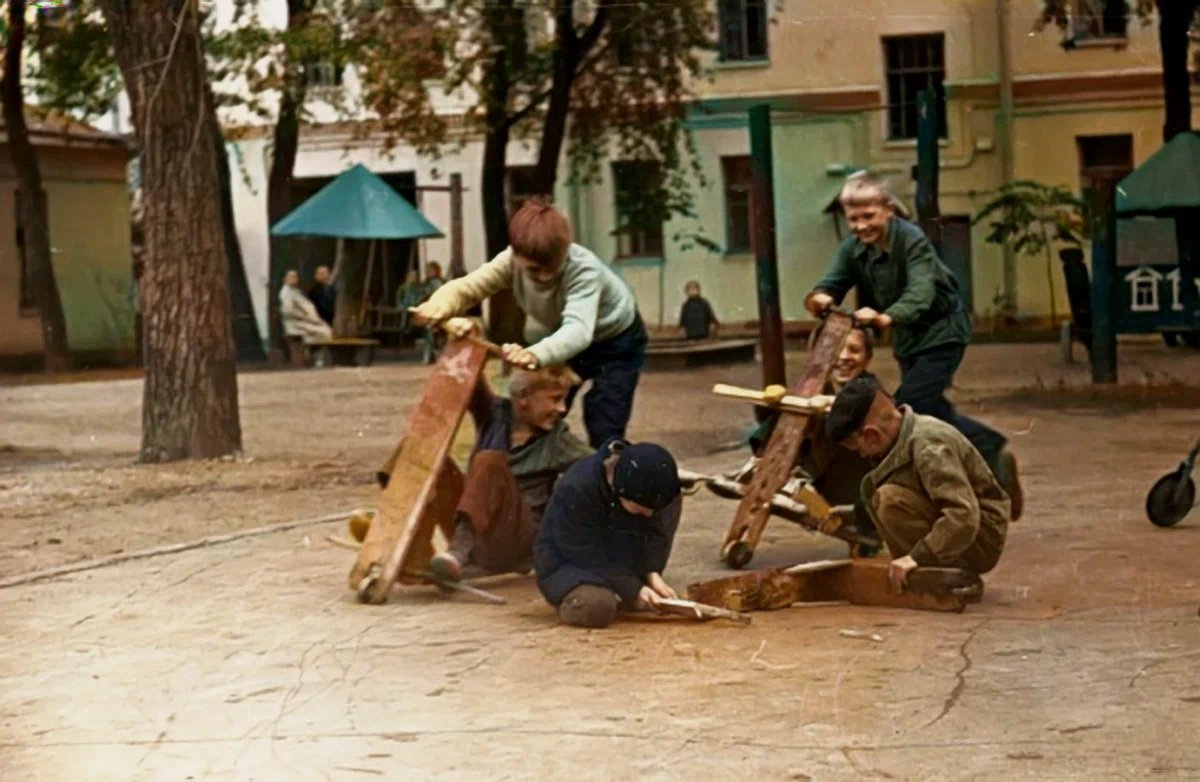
[612,161,664,258]
[505,165,541,217]
[1070,0,1128,42]
[14,189,47,312]
[722,156,753,254]
[718,0,768,62]
[304,62,343,89]
[883,34,947,141]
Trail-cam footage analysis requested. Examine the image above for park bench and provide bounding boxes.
[644,337,758,371]
[286,336,379,367]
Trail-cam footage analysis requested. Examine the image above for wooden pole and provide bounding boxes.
[915,87,942,253]
[749,104,786,389]
[449,172,465,278]
[359,240,376,332]
[1090,192,1118,383]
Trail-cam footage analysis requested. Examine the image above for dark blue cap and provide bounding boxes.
[613,442,680,511]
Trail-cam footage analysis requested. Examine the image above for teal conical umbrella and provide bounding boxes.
[271,164,443,239]
[1117,132,1200,216]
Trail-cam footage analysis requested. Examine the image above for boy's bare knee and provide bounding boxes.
[558,585,619,628]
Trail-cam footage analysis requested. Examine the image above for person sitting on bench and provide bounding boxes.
[373,341,593,583]
[825,376,1010,590]
[534,439,682,629]
[280,269,332,341]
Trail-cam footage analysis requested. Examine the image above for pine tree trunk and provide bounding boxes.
[1,0,70,372]
[99,0,242,462]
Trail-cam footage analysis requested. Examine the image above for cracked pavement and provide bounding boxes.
[3,343,1200,780]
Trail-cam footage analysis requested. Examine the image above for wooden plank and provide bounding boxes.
[711,383,835,414]
[811,560,980,613]
[349,340,488,603]
[718,313,853,568]
[655,598,753,624]
[393,459,463,586]
[686,560,983,614]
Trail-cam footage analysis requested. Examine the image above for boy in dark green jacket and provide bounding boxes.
[805,173,1023,519]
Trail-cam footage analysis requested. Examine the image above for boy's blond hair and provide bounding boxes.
[509,365,582,399]
[838,171,895,210]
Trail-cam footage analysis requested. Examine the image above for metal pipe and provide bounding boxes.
[997,0,1017,310]
[749,104,786,389]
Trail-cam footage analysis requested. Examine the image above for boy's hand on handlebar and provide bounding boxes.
[805,292,834,317]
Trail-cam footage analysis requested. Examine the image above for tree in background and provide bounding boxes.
[97,0,242,462]
[1037,0,1198,141]
[1,0,70,371]
[32,0,265,362]
[974,180,1086,325]
[348,0,715,341]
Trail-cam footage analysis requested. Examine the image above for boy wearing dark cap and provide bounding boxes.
[826,376,1009,590]
[534,439,683,628]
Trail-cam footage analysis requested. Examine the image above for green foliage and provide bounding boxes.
[27,2,122,120]
[974,180,1086,322]
[974,180,1085,256]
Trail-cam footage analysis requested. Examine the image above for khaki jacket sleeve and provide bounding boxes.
[908,442,981,565]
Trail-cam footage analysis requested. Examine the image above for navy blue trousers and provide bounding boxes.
[566,316,648,448]
[895,344,1007,470]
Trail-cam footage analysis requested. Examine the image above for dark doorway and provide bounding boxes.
[1077,134,1133,226]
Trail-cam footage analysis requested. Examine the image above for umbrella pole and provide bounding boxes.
[359,240,377,333]
[331,238,345,286]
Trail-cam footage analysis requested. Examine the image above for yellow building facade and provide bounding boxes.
[571,0,1190,329]
[0,114,133,368]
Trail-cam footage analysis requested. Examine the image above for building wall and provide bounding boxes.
[0,145,132,360]
[217,0,1187,339]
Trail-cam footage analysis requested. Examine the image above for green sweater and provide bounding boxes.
[813,218,972,358]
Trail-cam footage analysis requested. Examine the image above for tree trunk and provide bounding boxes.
[1,0,70,372]
[532,0,608,197]
[208,89,265,363]
[481,1,524,344]
[266,0,312,358]
[99,0,242,462]
[1157,0,1197,141]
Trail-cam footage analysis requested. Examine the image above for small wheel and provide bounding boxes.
[723,540,754,569]
[1146,473,1196,528]
[1163,332,1180,348]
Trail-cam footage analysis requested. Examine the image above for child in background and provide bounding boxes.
[679,280,719,340]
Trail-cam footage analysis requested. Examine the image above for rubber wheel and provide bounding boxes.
[1163,332,1180,348]
[1182,331,1200,349]
[723,540,754,570]
[1146,472,1196,528]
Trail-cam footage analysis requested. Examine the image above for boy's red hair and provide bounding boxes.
[509,199,572,268]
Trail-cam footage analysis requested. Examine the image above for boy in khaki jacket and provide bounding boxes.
[826,376,1009,590]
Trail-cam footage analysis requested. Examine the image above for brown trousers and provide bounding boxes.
[455,451,536,574]
[872,484,1003,574]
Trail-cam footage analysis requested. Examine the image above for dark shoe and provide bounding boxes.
[430,517,475,583]
[997,449,1024,522]
[428,551,463,583]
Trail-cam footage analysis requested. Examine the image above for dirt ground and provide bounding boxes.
[2,340,1200,780]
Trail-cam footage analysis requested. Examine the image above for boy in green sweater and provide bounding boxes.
[410,200,646,447]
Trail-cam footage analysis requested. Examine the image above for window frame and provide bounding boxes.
[611,161,665,260]
[721,155,753,255]
[717,0,769,63]
[882,33,948,142]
